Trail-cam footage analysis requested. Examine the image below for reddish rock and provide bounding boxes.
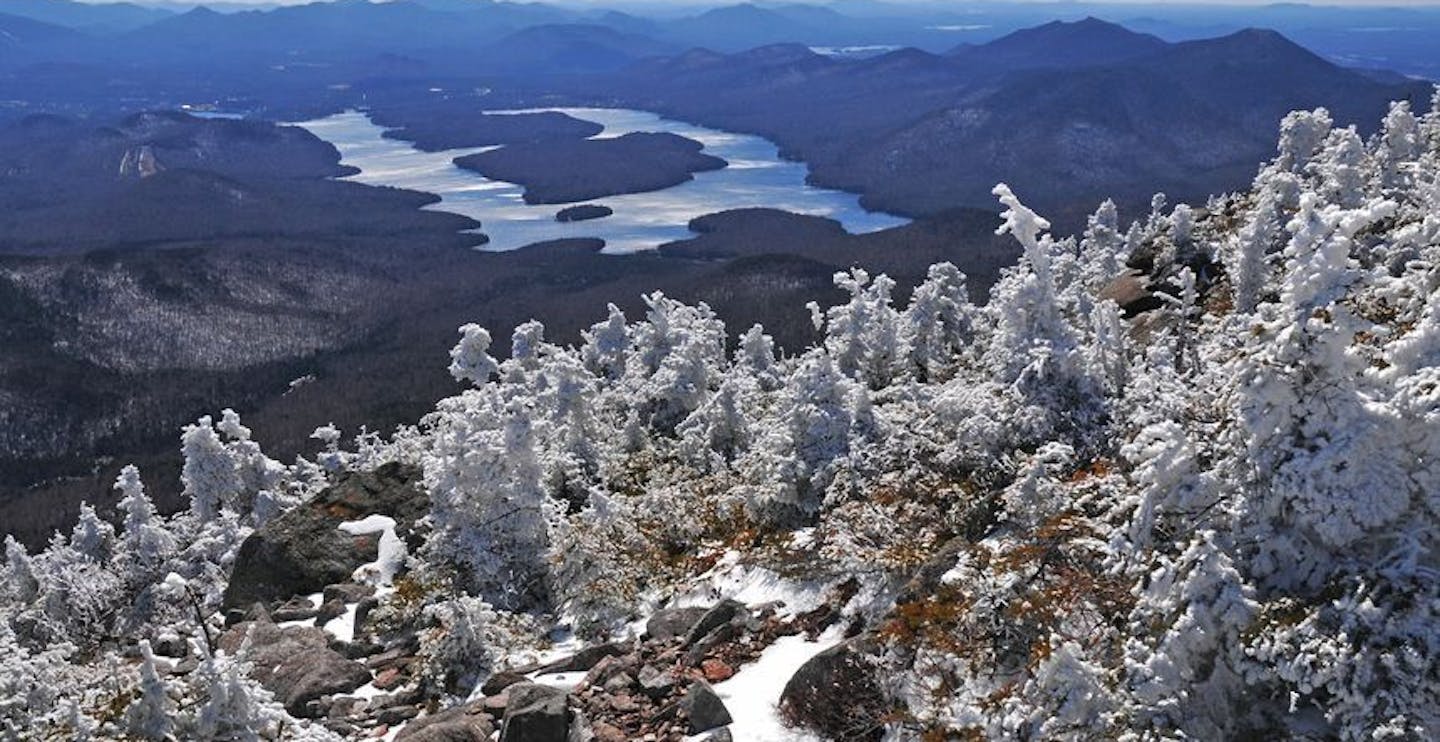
[609,694,640,713]
[373,667,405,691]
[592,722,627,742]
[482,693,509,714]
[701,659,734,682]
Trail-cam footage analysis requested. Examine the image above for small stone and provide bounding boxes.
[273,596,320,622]
[684,601,746,647]
[343,640,384,660]
[325,582,377,604]
[482,670,529,696]
[591,722,626,742]
[645,606,709,642]
[609,694,640,713]
[315,597,347,625]
[152,632,189,658]
[370,724,389,738]
[355,596,380,633]
[637,665,676,700]
[602,672,633,693]
[377,705,420,725]
[701,659,733,683]
[166,657,199,676]
[483,693,509,714]
[374,667,405,690]
[366,647,411,670]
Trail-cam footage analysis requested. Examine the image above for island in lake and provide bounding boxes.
[453,132,727,204]
[374,108,603,152]
[556,204,614,222]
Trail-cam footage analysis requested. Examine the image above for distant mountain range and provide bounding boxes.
[578,18,1430,220]
[1,2,1429,223]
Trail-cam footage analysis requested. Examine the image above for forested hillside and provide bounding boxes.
[2,94,1437,740]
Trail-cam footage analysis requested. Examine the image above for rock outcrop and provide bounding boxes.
[223,463,426,609]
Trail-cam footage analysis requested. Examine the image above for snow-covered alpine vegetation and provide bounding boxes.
[3,93,1439,741]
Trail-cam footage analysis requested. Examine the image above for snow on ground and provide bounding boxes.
[276,592,325,630]
[705,626,845,742]
[323,601,361,643]
[339,514,406,587]
[529,671,587,692]
[671,550,829,618]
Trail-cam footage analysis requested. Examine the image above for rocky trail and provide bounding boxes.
[152,464,867,741]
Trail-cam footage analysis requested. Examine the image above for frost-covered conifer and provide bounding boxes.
[449,323,499,385]
[901,262,974,382]
[182,415,241,521]
[822,268,903,388]
[1275,108,1333,174]
[126,640,175,740]
[1375,100,1422,190]
[69,503,115,564]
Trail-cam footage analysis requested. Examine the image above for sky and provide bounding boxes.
[81,0,1440,6]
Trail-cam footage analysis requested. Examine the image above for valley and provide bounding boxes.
[0,1,1434,557]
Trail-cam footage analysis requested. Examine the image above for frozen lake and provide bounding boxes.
[295,108,909,253]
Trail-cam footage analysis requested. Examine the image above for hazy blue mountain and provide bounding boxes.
[601,20,1428,221]
[0,0,170,34]
[951,17,1168,69]
[476,23,680,74]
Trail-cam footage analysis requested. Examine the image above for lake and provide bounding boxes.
[295,108,909,253]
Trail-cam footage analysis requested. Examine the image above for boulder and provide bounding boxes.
[644,606,708,641]
[778,638,888,742]
[219,621,371,716]
[395,699,496,742]
[500,683,570,742]
[681,681,732,735]
[222,462,426,610]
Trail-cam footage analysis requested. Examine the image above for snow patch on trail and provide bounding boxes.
[707,627,844,742]
[323,602,360,643]
[672,550,829,617]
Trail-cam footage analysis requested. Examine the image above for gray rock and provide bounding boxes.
[539,642,628,674]
[499,683,570,742]
[355,595,381,634]
[273,596,319,622]
[685,622,741,665]
[681,681,732,734]
[314,597,347,626]
[644,606,709,642]
[222,462,426,610]
[219,621,371,717]
[151,633,189,658]
[778,638,887,742]
[396,699,496,742]
[481,670,530,697]
[377,705,422,725]
[637,665,676,700]
[325,582,377,604]
[684,600,746,646]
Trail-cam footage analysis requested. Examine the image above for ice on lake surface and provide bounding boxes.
[296,108,909,254]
